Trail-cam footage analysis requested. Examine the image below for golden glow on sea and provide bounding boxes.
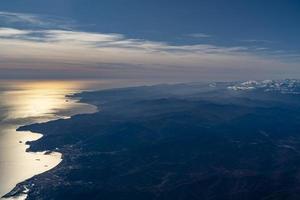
[2,81,83,119]
[0,80,97,199]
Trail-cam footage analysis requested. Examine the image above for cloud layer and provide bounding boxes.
[0,12,299,81]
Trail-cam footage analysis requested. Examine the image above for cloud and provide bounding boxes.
[0,28,247,55]
[0,11,75,29]
[240,39,275,44]
[0,27,30,37]
[0,12,300,81]
[187,33,212,38]
[0,11,41,24]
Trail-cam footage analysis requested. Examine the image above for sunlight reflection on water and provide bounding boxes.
[0,80,98,199]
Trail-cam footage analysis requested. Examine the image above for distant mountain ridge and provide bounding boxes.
[227,79,300,94]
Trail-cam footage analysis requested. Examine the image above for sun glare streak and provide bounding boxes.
[1,81,81,120]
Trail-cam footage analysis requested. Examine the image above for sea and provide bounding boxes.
[0,79,131,199]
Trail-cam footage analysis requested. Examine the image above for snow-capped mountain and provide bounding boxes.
[227,79,300,94]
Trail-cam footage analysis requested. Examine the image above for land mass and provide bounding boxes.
[6,81,300,200]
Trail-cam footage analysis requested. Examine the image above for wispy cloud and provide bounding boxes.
[0,11,75,29]
[0,27,30,37]
[240,39,275,44]
[187,33,212,38]
[0,28,248,55]
[0,11,41,24]
[0,12,299,81]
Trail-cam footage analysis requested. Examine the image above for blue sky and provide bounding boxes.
[0,0,299,81]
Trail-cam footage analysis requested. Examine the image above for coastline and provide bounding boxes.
[2,92,98,199]
[2,131,63,199]
[1,84,168,199]
[1,83,217,199]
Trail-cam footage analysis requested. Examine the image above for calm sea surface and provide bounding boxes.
[0,80,100,199]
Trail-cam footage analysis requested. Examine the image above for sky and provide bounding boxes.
[0,0,299,81]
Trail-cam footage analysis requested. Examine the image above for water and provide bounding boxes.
[0,80,98,199]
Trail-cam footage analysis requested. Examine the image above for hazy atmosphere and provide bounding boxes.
[0,0,299,81]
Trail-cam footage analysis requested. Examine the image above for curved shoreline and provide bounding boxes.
[2,92,98,199]
[0,127,62,200]
[2,131,62,199]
